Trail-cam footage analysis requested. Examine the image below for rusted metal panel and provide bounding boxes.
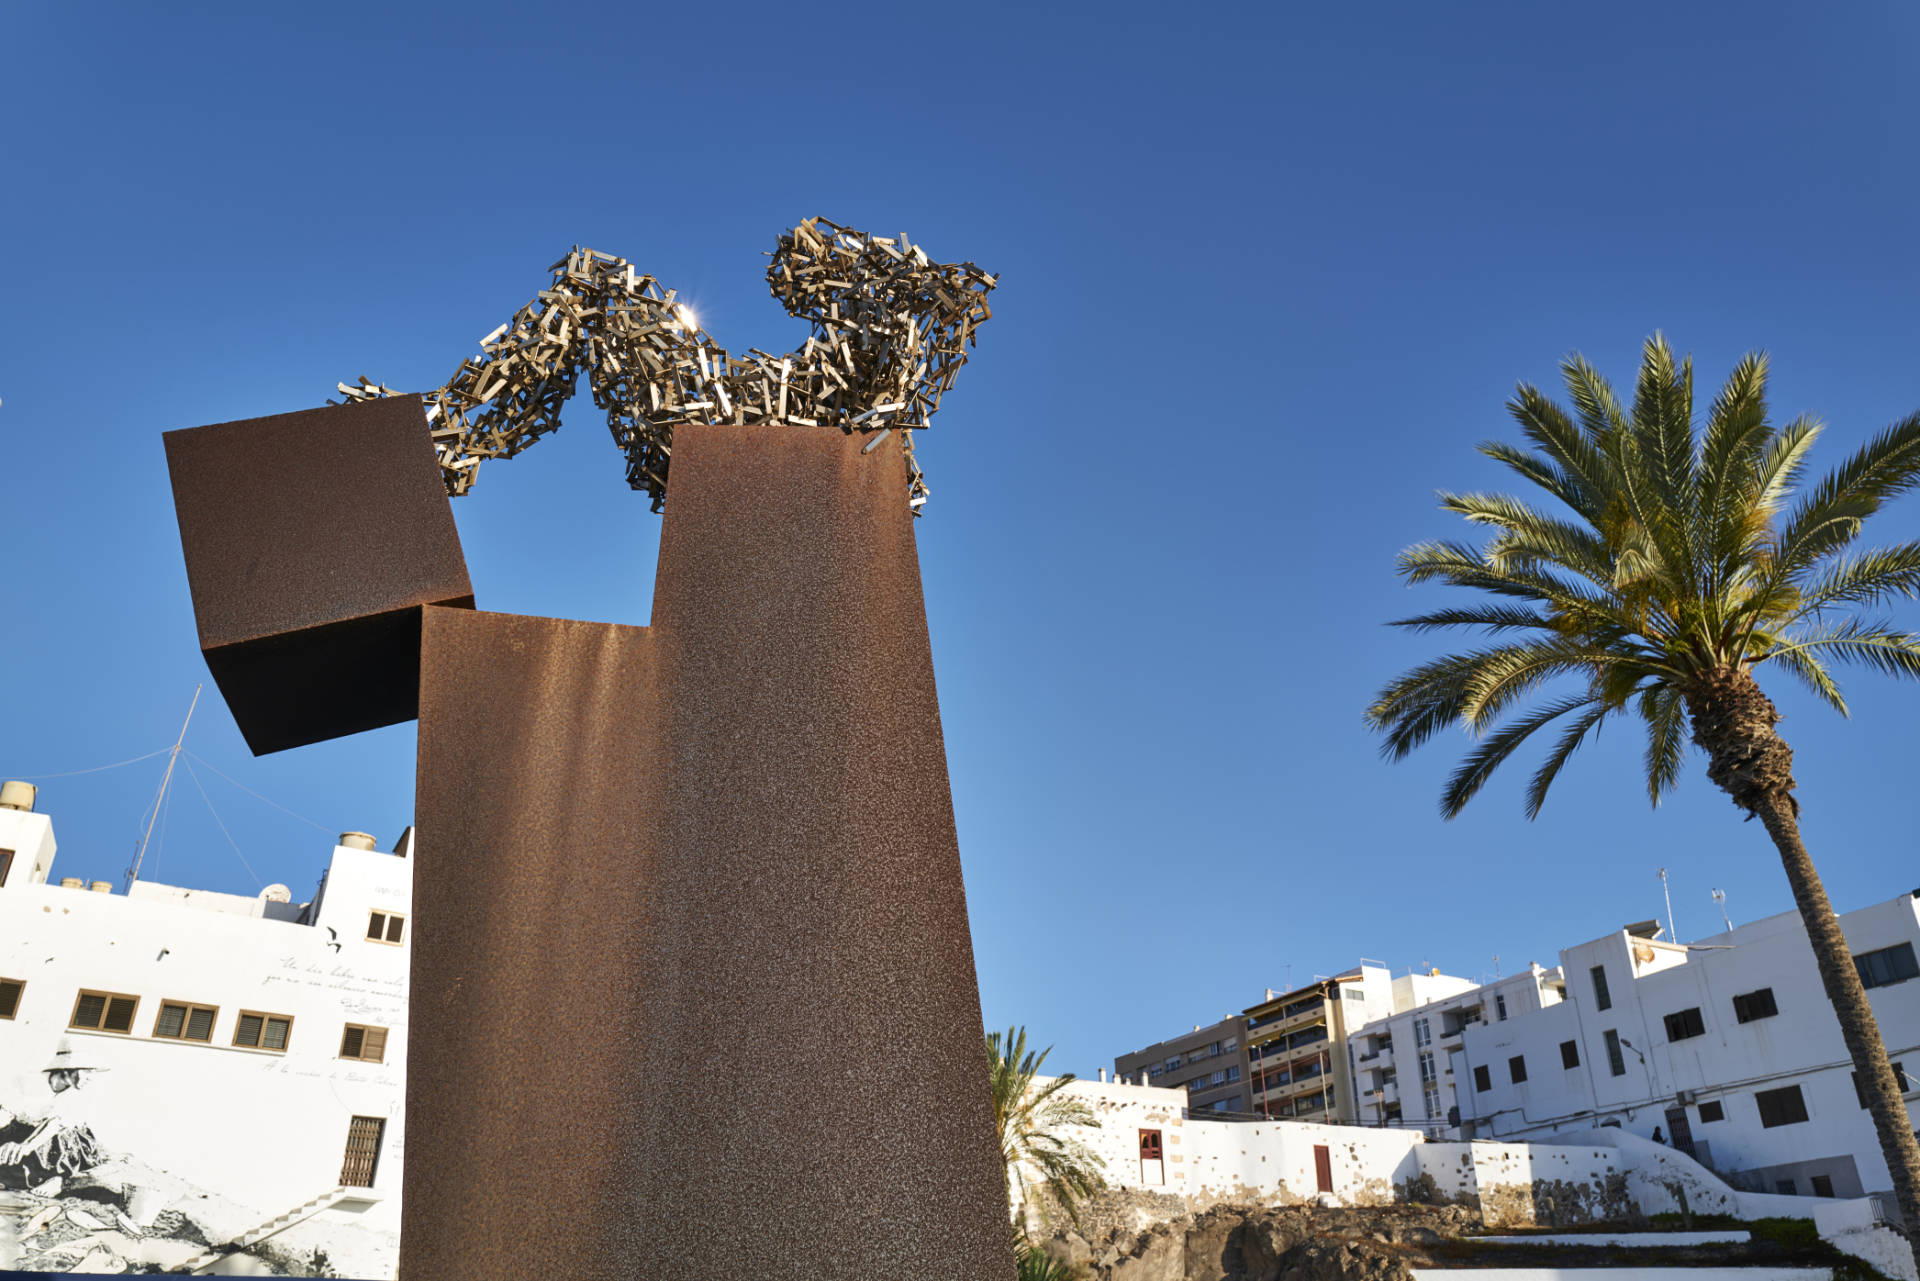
[162,396,473,754]
[405,606,661,1280]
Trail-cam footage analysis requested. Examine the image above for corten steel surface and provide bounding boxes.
[163,396,473,754]
[393,424,1010,1280]
[406,607,661,1281]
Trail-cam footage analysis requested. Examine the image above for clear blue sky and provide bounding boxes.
[4,2,1918,1079]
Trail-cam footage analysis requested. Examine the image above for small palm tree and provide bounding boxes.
[1366,336,1920,1273]
[988,1025,1106,1231]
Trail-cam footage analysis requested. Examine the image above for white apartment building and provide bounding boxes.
[1450,892,1920,1202]
[0,782,410,1277]
[1348,967,1525,1135]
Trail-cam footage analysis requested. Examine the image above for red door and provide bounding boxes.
[1313,1144,1333,1193]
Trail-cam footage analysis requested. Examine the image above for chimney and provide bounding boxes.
[339,831,378,851]
[0,780,37,812]
[1097,1068,1107,1083]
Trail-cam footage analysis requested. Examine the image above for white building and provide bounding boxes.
[1451,893,1920,1203]
[1349,965,1563,1136]
[0,782,410,1277]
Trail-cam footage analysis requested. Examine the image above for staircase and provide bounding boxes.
[174,1186,370,1275]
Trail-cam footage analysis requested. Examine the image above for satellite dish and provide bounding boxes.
[260,884,293,902]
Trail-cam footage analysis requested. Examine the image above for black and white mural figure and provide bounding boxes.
[0,1039,109,1195]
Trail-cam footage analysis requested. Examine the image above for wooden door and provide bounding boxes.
[341,1116,386,1187]
[1313,1144,1333,1193]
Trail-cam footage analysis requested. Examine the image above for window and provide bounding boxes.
[0,848,13,886]
[1775,1179,1797,1196]
[1473,1064,1491,1093]
[1164,1056,1180,1073]
[1663,1007,1705,1042]
[1418,1051,1437,1083]
[152,1001,217,1042]
[341,1116,386,1187]
[1225,1065,1240,1082]
[1139,1129,1163,1161]
[1732,987,1778,1023]
[1811,1175,1835,1198]
[1413,1017,1431,1048]
[233,1010,294,1052]
[1210,1070,1226,1086]
[1560,1040,1580,1070]
[340,1024,390,1063]
[70,990,139,1034]
[1590,965,1612,1011]
[1495,994,1508,1022]
[0,978,22,1020]
[1604,1029,1626,1076]
[1423,1084,1442,1119]
[1854,943,1919,990]
[1756,1084,1809,1128]
[1853,1062,1911,1107]
[1508,1055,1528,1084]
[1697,1099,1725,1123]
[367,910,406,945]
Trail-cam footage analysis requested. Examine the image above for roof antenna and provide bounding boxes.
[127,684,201,889]
[1659,866,1677,942]
[1712,887,1733,934]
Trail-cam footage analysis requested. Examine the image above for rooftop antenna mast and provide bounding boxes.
[1712,887,1733,933]
[1658,866,1677,943]
[127,684,201,890]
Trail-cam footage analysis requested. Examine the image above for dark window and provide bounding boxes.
[1854,943,1919,990]
[1756,1084,1809,1128]
[1473,1064,1491,1092]
[367,910,406,945]
[1509,1055,1528,1084]
[0,978,21,1019]
[0,848,13,886]
[70,990,139,1033]
[233,1010,294,1052]
[340,1024,389,1063]
[1732,987,1778,1023]
[1811,1175,1835,1198]
[1663,1007,1705,1041]
[1697,1100,1726,1123]
[1853,1062,1911,1107]
[1560,1040,1580,1070]
[1775,1179,1797,1195]
[341,1116,385,1187]
[1590,965,1612,1010]
[1496,994,1508,1021]
[152,1001,217,1042]
[1604,1029,1626,1076]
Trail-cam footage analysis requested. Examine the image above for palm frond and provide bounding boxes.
[1637,683,1686,807]
[1387,605,1556,634]
[1441,694,1599,818]
[1788,542,1920,620]
[1774,411,1920,579]
[1761,643,1850,716]
[1523,699,1615,819]
[1769,618,1920,680]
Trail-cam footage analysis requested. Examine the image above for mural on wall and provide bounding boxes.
[0,1030,397,1276]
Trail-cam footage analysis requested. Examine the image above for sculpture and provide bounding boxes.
[335,217,996,510]
[163,221,1013,1279]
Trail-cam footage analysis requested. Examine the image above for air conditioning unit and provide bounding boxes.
[1675,1090,1696,1106]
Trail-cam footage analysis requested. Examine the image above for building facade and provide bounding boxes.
[1113,1014,1249,1114]
[0,785,410,1277]
[1243,966,1430,1124]
[1350,966,1562,1136]
[1454,894,1920,1202]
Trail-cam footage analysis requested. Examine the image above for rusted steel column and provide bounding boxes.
[404,608,662,1280]
[619,422,1012,1279]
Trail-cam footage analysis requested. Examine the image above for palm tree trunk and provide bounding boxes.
[1689,667,1920,1274]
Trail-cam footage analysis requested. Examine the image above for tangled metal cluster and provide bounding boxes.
[336,218,995,511]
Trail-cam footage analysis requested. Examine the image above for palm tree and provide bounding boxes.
[987,1025,1106,1232]
[1366,335,1920,1270]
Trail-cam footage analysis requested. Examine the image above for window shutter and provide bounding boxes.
[386,915,405,944]
[364,1027,388,1063]
[0,979,22,1019]
[156,1003,187,1038]
[74,993,106,1028]
[264,1017,291,1051]
[342,1026,365,1058]
[236,1013,264,1047]
[105,997,137,1032]
[367,913,385,940]
[186,1006,216,1041]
